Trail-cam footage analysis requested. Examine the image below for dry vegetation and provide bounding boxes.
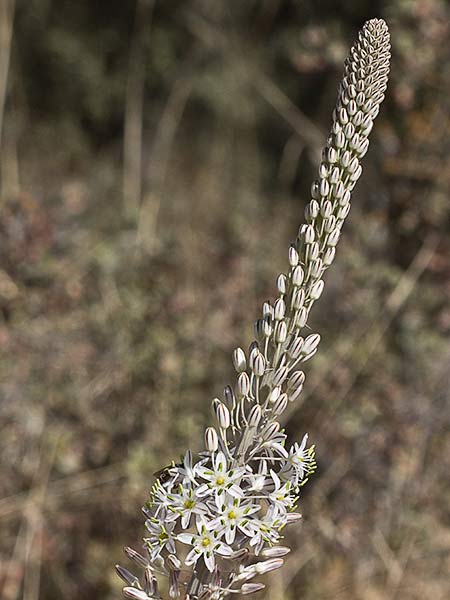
[1,1,449,599]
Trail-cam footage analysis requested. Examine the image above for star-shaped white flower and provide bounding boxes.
[283,434,315,486]
[196,452,246,501]
[178,519,233,572]
[165,483,209,529]
[268,470,296,516]
[210,495,260,544]
[145,515,177,560]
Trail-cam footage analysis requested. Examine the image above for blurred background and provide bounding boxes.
[0,1,449,599]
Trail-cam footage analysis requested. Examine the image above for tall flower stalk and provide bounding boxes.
[117,18,390,600]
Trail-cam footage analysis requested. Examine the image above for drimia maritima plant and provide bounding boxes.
[117,18,391,600]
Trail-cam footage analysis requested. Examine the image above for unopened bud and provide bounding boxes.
[123,588,149,600]
[248,404,262,427]
[232,347,247,373]
[236,372,250,398]
[304,225,315,244]
[288,246,299,266]
[303,333,321,355]
[272,393,288,415]
[288,370,306,390]
[288,336,304,359]
[216,403,230,429]
[274,298,286,321]
[241,583,266,595]
[223,385,235,407]
[291,288,305,310]
[310,279,324,300]
[277,274,287,295]
[115,566,139,587]
[292,265,304,287]
[205,427,219,452]
[274,321,287,344]
[272,366,288,387]
[252,352,265,377]
[252,558,284,574]
[285,512,302,523]
[261,421,280,441]
[261,546,291,558]
[166,554,182,571]
[327,228,340,247]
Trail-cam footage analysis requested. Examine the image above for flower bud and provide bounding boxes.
[215,403,230,430]
[236,372,250,398]
[268,386,281,404]
[272,393,288,415]
[252,558,284,574]
[303,333,321,355]
[292,265,304,287]
[304,225,315,244]
[232,347,247,373]
[327,228,341,247]
[323,246,336,266]
[288,336,304,359]
[123,588,150,600]
[288,370,306,389]
[277,274,287,295]
[285,512,302,523]
[310,279,324,300]
[274,298,286,321]
[272,366,288,387]
[252,352,265,377]
[261,546,291,558]
[288,245,299,266]
[309,241,320,260]
[297,307,308,328]
[262,301,273,318]
[306,199,319,220]
[223,385,235,407]
[320,200,333,218]
[319,178,330,198]
[291,288,305,310]
[115,566,140,587]
[205,427,219,452]
[261,421,280,441]
[248,404,262,427]
[166,554,182,571]
[241,583,266,595]
[274,321,287,344]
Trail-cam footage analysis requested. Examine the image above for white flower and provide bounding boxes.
[145,516,177,559]
[246,508,283,554]
[247,460,269,492]
[282,434,316,486]
[196,452,246,501]
[176,450,204,486]
[209,495,260,544]
[261,431,289,459]
[268,470,296,516]
[165,483,209,529]
[178,519,233,572]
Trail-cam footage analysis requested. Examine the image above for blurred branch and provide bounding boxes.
[185,10,324,154]
[0,0,15,198]
[253,73,324,159]
[0,0,14,147]
[123,0,155,218]
[136,74,194,252]
[0,463,125,522]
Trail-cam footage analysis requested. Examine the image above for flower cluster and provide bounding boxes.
[117,18,390,600]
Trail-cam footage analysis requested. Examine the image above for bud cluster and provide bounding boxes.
[118,18,390,600]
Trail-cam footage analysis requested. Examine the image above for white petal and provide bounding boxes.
[204,551,215,572]
[185,548,200,566]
